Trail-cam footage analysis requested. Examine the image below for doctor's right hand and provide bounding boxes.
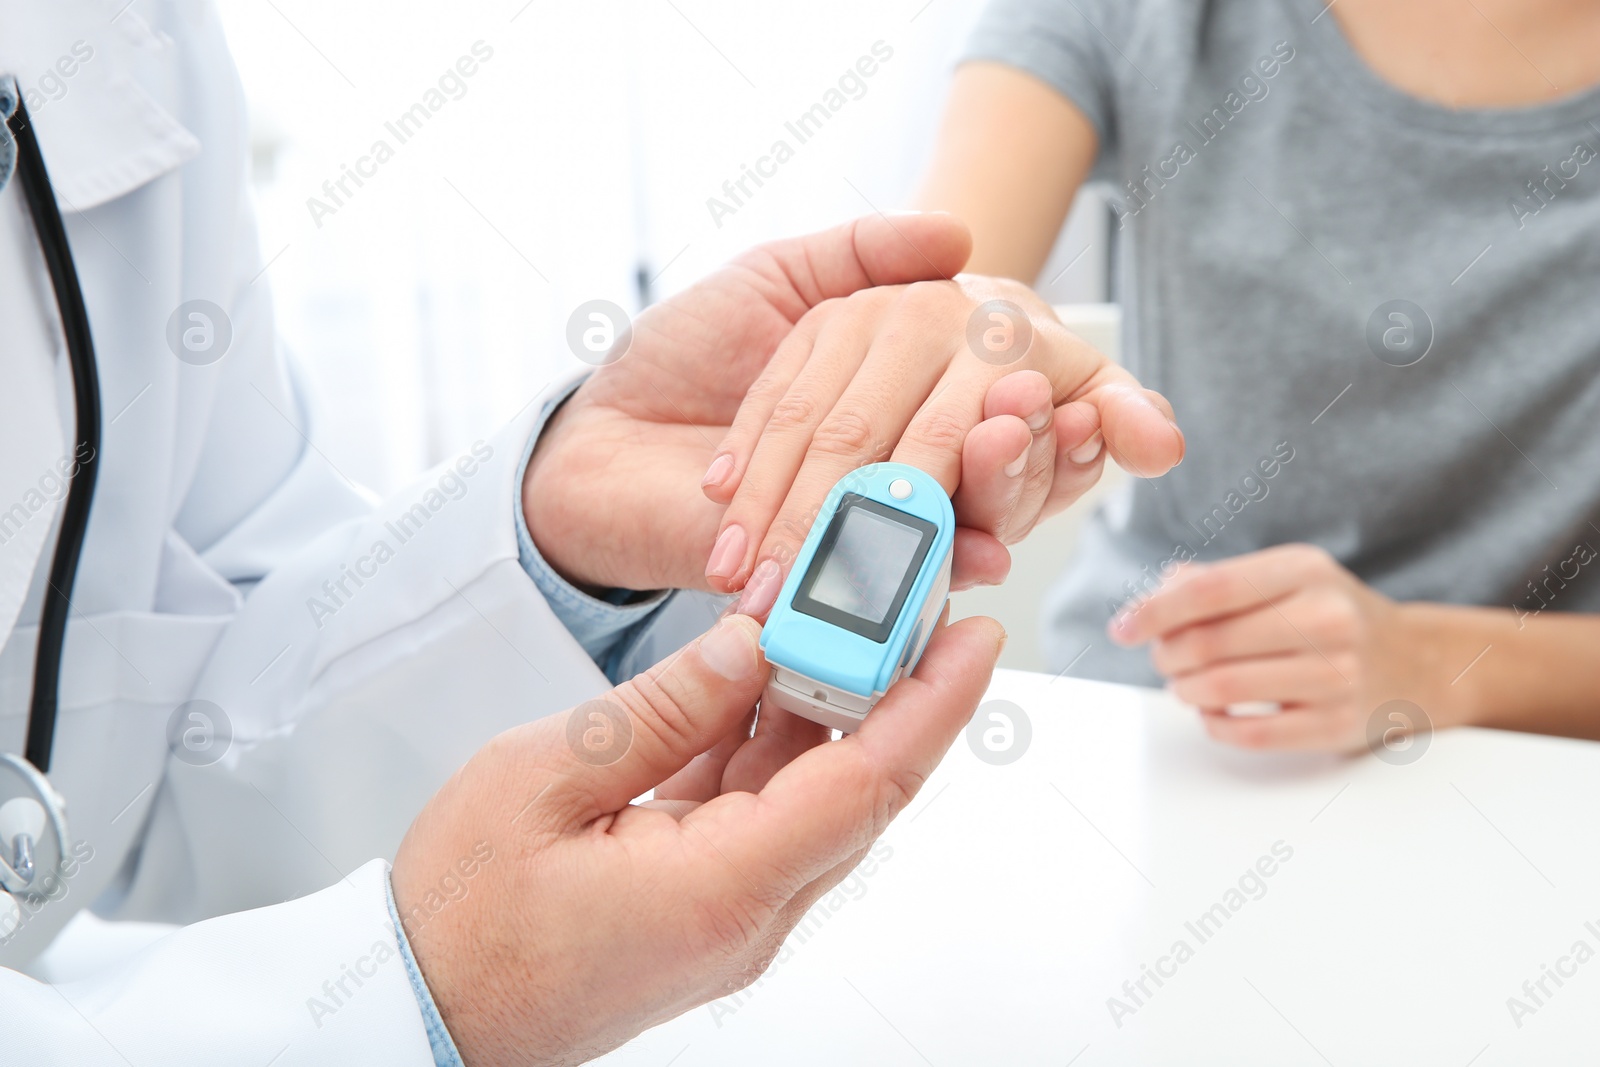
[392,611,1005,1067]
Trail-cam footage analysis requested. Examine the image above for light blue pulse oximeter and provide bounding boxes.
[759,463,955,733]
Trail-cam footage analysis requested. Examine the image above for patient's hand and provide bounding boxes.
[700,272,1184,615]
[1113,544,1421,752]
[523,213,1182,601]
[524,212,994,594]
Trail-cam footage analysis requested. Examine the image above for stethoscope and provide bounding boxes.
[0,76,104,915]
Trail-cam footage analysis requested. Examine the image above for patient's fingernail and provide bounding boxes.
[1026,403,1052,433]
[1068,434,1103,465]
[706,524,747,581]
[702,453,735,490]
[1108,611,1136,642]
[699,617,758,680]
[1004,444,1029,478]
[736,559,782,617]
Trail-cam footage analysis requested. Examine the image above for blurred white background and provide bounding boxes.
[214,0,1108,493]
[214,0,1112,668]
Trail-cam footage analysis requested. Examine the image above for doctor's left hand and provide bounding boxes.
[526,213,1183,603]
[524,212,1005,597]
[392,611,1005,1067]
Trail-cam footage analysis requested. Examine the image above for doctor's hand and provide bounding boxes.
[524,212,1001,596]
[392,612,1005,1067]
[1111,544,1427,752]
[699,272,1183,615]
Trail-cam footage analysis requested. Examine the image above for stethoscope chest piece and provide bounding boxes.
[0,753,70,907]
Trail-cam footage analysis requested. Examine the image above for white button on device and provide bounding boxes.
[889,478,912,500]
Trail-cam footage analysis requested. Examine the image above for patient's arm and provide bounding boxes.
[915,62,1100,282]
[1403,602,1600,742]
[1112,544,1600,750]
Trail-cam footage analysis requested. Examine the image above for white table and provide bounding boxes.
[598,669,1600,1066]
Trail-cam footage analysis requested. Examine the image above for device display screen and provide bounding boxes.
[793,494,937,643]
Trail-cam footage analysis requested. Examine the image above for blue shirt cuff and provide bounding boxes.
[386,870,465,1067]
[515,378,676,682]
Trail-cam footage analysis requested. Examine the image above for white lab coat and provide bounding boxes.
[0,2,704,1062]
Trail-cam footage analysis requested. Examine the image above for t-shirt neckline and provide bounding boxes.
[1282,0,1600,137]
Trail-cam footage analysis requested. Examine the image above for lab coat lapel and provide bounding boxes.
[0,188,67,644]
[0,0,200,213]
[0,0,205,643]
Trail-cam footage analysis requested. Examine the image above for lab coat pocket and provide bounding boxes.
[0,609,230,963]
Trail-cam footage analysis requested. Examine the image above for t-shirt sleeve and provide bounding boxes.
[960,0,1125,161]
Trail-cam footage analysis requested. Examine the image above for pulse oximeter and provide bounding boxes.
[759,462,955,733]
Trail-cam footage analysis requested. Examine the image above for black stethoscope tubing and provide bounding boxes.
[5,88,103,778]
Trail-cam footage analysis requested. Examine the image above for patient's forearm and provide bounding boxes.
[1404,603,1600,741]
[914,63,1098,282]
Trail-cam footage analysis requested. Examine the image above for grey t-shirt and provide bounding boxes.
[965,0,1600,684]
